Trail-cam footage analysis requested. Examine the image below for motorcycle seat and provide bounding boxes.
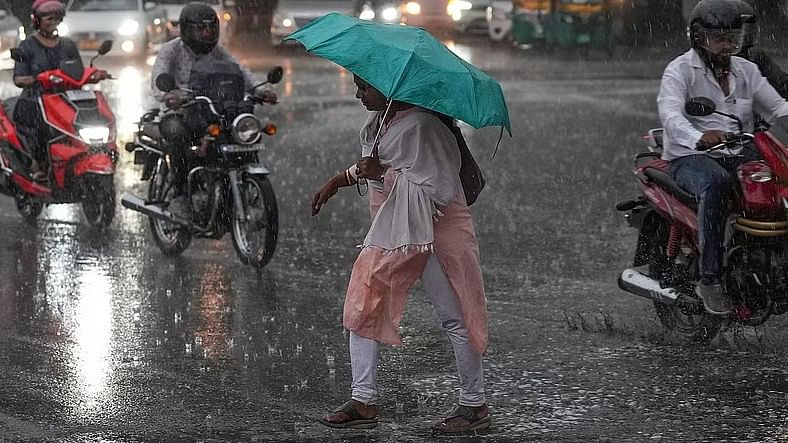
[642,166,698,211]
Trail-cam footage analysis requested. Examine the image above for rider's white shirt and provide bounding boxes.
[657,49,788,161]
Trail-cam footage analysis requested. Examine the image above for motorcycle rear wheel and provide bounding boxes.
[231,175,278,268]
[148,164,191,255]
[82,174,116,228]
[646,215,724,344]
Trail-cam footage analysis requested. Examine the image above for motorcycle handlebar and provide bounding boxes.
[704,133,755,152]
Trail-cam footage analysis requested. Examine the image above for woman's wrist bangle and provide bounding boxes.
[345,168,357,185]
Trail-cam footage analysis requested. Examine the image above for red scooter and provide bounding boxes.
[617,97,788,342]
[0,40,117,227]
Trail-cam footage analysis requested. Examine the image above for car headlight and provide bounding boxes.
[447,0,473,15]
[57,23,69,36]
[404,2,421,15]
[381,7,399,22]
[118,19,140,36]
[359,6,375,20]
[231,114,263,145]
[79,126,110,144]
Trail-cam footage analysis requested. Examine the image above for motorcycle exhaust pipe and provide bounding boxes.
[120,193,190,228]
[618,268,680,305]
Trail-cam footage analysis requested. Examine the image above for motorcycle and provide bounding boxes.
[121,67,283,268]
[616,97,788,342]
[0,40,117,227]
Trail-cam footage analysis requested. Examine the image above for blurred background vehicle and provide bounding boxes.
[486,0,512,42]
[448,0,490,34]
[160,0,232,42]
[0,4,20,62]
[354,0,401,23]
[398,0,454,36]
[512,0,612,56]
[61,0,168,58]
[270,0,354,44]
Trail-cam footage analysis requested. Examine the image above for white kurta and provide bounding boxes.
[358,106,464,251]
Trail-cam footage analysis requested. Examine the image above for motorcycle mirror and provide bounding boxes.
[685,97,716,117]
[156,73,178,93]
[267,66,283,85]
[98,40,114,55]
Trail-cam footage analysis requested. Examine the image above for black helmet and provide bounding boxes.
[688,0,747,56]
[179,2,219,54]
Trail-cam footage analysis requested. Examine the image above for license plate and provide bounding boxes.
[220,143,264,154]
[577,33,591,43]
[66,89,96,101]
[79,39,101,50]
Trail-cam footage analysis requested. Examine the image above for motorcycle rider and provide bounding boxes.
[657,0,788,315]
[150,1,277,215]
[12,0,106,181]
[736,1,788,99]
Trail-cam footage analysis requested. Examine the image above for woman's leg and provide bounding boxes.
[422,254,486,407]
[350,331,380,406]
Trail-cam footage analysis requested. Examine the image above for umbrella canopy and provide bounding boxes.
[284,13,511,135]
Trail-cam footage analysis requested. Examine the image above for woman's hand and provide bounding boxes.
[356,156,385,181]
[311,175,344,216]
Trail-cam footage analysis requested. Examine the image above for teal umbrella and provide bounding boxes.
[284,13,511,135]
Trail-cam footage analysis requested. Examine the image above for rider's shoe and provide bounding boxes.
[695,278,731,316]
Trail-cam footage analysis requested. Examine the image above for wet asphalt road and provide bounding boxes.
[1,38,788,442]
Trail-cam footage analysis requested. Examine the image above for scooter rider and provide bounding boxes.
[150,1,277,214]
[657,0,788,315]
[12,0,107,181]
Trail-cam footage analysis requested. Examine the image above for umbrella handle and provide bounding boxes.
[370,100,394,159]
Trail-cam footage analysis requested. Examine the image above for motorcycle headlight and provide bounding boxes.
[231,114,263,145]
[118,19,140,36]
[79,126,110,144]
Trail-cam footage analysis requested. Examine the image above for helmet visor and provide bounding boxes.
[699,27,744,55]
[184,20,218,44]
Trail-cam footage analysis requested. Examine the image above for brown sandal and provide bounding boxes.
[317,399,379,429]
[431,404,491,435]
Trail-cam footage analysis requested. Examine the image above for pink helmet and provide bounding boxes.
[32,0,65,15]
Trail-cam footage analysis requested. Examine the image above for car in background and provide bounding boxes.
[354,0,401,23]
[486,0,512,42]
[398,0,453,36]
[448,0,490,34]
[159,0,232,42]
[61,0,168,58]
[0,5,21,61]
[271,0,355,44]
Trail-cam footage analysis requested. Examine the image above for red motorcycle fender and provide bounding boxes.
[73,154,114,176]
[11,172,51,198]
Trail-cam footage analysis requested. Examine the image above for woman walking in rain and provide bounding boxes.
[288,12,509,434]
[310,74,491,434]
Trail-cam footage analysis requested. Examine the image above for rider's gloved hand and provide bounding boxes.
[696,130,726,151]
[254,89,278,105]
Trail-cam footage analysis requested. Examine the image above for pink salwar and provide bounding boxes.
[343,174,489,354]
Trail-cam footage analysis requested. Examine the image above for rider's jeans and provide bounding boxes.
[349,254,486,407]
[669,145,761,278]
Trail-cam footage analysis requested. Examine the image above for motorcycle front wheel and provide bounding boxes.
[148,163,191,255]
[231,174,278,268]
[82,174,116,228]
[646,215,724,344]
